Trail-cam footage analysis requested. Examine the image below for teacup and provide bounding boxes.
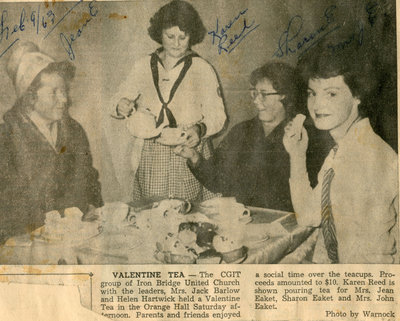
[199,197,250,223]
[199,197,237,215]
[219,203,251,223]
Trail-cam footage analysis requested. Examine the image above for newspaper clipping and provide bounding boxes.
[0,0,398,320]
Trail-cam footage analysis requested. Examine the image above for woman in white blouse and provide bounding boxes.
[283,41,398,263]
[114,0,226,202]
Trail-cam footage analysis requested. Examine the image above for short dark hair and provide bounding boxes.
[16,63,74,115]
[148,0,206,47]
[297,40,376,117]
[250,62,307,118]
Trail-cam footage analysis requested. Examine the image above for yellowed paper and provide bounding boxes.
[0,0,398,320]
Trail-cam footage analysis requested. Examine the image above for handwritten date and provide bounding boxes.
[0,5,56,58]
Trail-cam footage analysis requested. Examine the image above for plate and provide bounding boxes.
[156,128,187,146]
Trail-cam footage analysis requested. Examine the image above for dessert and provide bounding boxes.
[155,233,198,264]
[213,234,242,254]
[212,233,247,263]
[153,198,191,215]
[178,221,217,248]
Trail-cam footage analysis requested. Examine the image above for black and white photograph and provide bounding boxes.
[0,0,397,267]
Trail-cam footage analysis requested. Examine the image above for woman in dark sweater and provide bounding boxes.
[175,62,330,211]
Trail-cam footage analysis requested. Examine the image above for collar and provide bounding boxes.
[334,117,371,148]
[29,111,56,129]
[324,118,371,167]
[253,117,286,145]
[151,47,198,68]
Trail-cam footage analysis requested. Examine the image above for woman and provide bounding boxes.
[283,41,398,263]
[114,0,226,202]
[176,62,323,211]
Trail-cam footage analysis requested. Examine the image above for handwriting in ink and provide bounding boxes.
[0,9,25,43]
[273,5,339,59]
[223,18,260,53]
[211,8,248,39]
[0,5,56,58]
[327,21,364,54]
[366,1,379,26]
[208,9,260,54]
[43,0,83,39]
[60,0,98,60]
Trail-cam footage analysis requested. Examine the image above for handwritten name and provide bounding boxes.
[60,0,98,60]
[273,5,339,59]
[208,8,260,54]
[328,21,364,54]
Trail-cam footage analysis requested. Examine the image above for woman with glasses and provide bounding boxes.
[176,62,312,211]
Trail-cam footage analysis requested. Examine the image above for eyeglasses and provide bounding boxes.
[249,88,280,102]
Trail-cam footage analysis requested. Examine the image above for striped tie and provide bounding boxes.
[321,167,339,263]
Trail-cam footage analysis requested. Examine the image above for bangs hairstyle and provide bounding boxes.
[297,39,377,117]
[16,62,75,115]
[148,0,206,47]
[250,62,307,118]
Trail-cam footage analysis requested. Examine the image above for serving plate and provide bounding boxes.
[156,128,187,146]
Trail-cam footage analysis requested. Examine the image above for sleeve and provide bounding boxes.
[109,59,144,116]
[289,168,322,227]
[82,145,104,209]
[70,123,104,210]
[197,62,226,137]
[103,60,145,201]
[0,124,13,241]
[188,129,237,194]
[0,124,11,195]
[188,155,220,193]
[0,123,26,205]
[0,124,33,241]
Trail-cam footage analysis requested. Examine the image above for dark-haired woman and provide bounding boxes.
[114,0,226,202]
[176,62,326,212]
[284,40,398,263]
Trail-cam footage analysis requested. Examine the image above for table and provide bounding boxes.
[0,207,316,265]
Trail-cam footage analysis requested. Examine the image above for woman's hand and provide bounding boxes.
[184,125,201,148]
[116,97,135,118]
[174,145,200,165]
[283,120,309,159]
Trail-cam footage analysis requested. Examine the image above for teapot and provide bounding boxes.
[126,108,164,139]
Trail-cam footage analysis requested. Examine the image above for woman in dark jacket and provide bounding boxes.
[175,62,330,211]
